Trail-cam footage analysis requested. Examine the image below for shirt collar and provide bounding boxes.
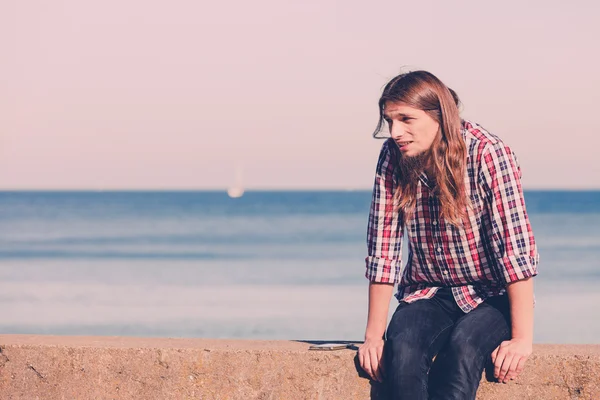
[419,172,432,188]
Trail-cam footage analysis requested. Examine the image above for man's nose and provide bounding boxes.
[390,124,406,139]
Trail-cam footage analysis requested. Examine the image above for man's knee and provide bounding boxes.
[445,315,510,363]
[443,326,498,368]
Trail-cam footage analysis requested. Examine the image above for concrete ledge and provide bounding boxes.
[0,335,599,399]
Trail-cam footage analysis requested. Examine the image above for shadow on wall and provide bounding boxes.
[294,340,388,399]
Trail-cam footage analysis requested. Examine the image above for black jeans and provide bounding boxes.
[384,288,511,400]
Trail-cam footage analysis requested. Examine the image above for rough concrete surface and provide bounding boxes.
[0,335,598,399]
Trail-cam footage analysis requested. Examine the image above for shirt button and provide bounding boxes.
[432,221,438,226]
[436,247,442,253]
[443,271,449,276]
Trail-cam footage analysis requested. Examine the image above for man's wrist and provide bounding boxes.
[511,335,533,343]
[364,331,385,341]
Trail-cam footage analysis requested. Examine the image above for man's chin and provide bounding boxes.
[399,151,427,175]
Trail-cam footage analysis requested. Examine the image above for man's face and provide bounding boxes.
[383,101,440,158]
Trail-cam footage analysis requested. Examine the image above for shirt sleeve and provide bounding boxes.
[365,139,404,283]
[479,141,540,284]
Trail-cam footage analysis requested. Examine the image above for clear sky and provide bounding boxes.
[2,0,599,190]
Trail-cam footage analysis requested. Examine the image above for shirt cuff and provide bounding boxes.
[365,255,402,284]
[496,254,539,284]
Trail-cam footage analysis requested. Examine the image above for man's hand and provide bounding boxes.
[491,338,532,383]
[358,338,385,382]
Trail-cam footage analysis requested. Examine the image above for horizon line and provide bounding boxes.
[1,187,600,192]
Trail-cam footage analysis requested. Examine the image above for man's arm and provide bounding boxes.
[479,141,539,383]
[507,277,534,342]
[492,277,534,383]
[360,139,403,382]
[360,282,395,382]
[479,142,539,284]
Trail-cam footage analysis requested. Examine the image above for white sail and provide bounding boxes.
[227,186,244,198]
[227,165,244,198]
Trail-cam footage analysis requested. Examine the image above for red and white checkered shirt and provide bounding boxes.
[365,120,539,313]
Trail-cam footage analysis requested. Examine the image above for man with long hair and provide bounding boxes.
[358,70,539,399]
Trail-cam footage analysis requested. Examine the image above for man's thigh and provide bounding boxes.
[385,298,456,365]
[433,298,511,368]
[452,297,511,353]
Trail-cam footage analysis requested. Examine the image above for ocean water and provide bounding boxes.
[0,191,599,343]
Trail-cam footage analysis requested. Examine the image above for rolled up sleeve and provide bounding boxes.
[479,141,540,284]
[365,139,404,284]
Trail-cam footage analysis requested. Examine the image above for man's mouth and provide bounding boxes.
[397,141,413,147]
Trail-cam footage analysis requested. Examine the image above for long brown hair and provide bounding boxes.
[373,70,468,226]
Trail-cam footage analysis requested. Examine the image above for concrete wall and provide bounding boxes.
[0,335,598,399]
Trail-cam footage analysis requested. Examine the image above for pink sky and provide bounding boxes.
[2,1,599,190]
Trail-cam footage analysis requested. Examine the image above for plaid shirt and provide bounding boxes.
[365,120,539,313]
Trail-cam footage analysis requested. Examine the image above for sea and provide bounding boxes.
[0,191,599,344]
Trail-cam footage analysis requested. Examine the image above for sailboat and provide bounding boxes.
[227,165,245,198]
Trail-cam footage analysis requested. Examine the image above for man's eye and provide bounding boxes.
[402,117,413,122]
